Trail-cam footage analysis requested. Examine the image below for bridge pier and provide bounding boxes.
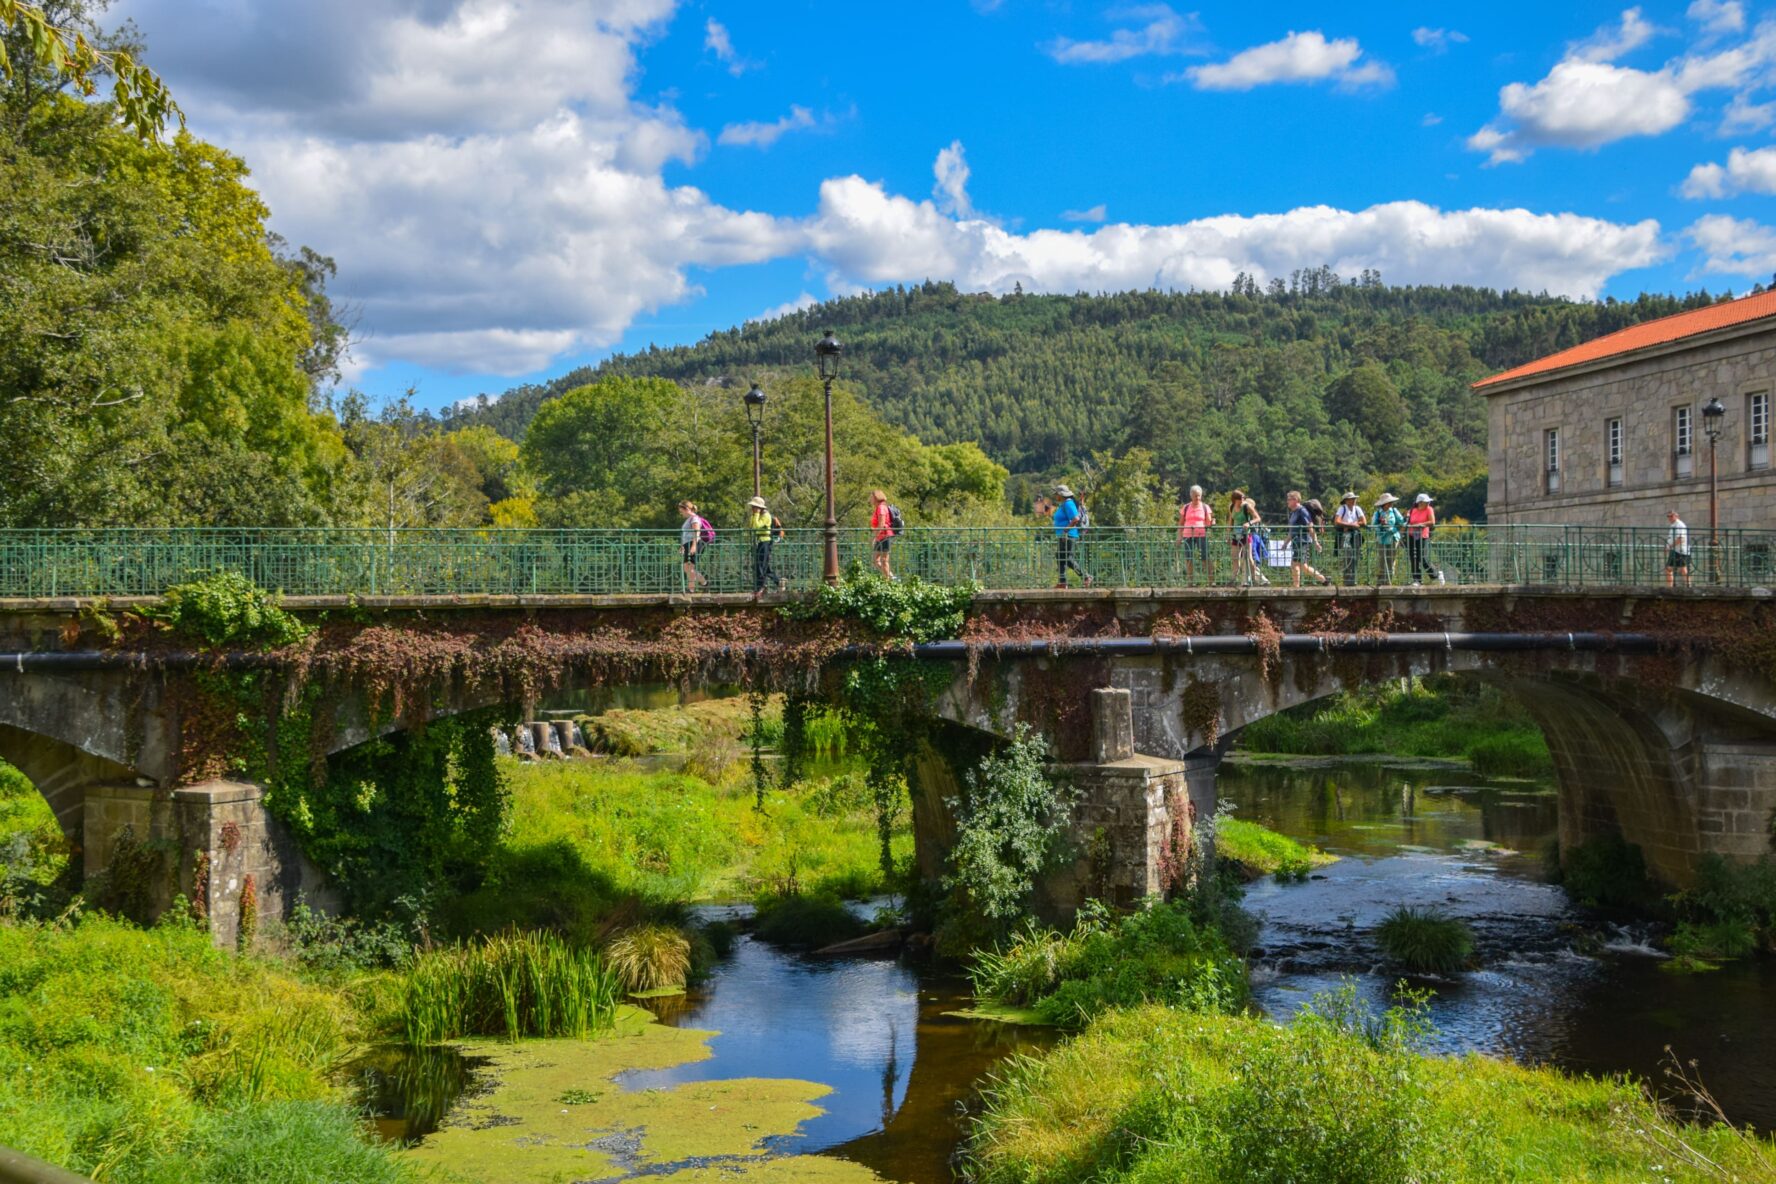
[82,781,335,948]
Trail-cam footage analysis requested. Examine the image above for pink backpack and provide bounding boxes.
[697,516,715,544]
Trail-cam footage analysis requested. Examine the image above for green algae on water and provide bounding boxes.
[403,1006,887,1183]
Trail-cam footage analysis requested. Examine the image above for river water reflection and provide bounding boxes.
[1220,756,1776,1130]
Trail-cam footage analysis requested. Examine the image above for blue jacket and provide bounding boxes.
[1053,497,1082,539]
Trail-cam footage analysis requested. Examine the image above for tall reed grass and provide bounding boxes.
[603,924,691,993]
[401,931,619,1046]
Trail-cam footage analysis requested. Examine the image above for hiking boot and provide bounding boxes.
[1083,575,1094,588]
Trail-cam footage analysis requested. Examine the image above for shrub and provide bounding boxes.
[1559,834,1662,911]
[1677,854,1776,952]
[282,900,418,976]
[149,570,310,650]
[1375,906,1474,974]
[400,931,619,1045]
[603,924,692,993]
[786,571,977,643]
[944,727,1077,935]
[969,900,1247,1026]
[752,893,867,950]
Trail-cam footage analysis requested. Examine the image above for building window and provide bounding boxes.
[1545,427,1561,493]
[1674,405,1693,478]
[1606,417,1623,487]
[1751,392,1770,470]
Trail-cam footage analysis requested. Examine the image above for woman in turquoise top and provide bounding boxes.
[1372,493,1406,585]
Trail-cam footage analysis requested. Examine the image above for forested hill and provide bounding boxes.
[447,277,1727,511]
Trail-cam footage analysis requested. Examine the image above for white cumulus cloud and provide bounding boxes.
[1680,144,1776,196]
[751,292,820,323]
[805,181,1667,301]
[718,106,817,149]
[1689,0,1746,37]
[933,141,977,218]
[1184,31,1394,91]
[1412,27,1468,52]
[1686,212,1776,275]
[1062,204,1109,223]
[1044,4,1200,64]
[1468,9,1776,163]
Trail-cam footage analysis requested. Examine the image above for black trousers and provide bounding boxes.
[753,540,776,591]
[1408,535,1436,582]
[1337,529,1362,583]
[1056,536,1089,584]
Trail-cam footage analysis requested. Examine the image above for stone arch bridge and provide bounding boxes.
[1,587,1771,940]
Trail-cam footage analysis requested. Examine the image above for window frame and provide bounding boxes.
[1674,405,1694,478]
[1751,391,1770,471]
[1606,417,1623,487]
[1544,426,1562,493]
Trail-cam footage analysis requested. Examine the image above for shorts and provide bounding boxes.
[1290,537,1314,561]
[1667,550,1690,569]
[1231,531,1249,549]
[682,542,700,565]
[873,537,892,553]
[1181,536,1207,559]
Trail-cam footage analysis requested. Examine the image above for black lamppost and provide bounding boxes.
[1703,396,1725,581]
[743,383,766,498]
[815,332,843,585]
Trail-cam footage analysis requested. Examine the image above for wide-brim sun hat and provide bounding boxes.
[1416,493,1434,504]
[747,496,767,509]
[1054,484,1075,498]
[1376,493,1398,506]
[1341,491,1358,501]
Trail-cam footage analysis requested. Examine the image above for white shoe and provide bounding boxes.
[1435,573,1446,585]
[1257,574,1271,586]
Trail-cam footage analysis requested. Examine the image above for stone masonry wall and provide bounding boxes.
[1485,323,1776,529]
[82,781,336,949]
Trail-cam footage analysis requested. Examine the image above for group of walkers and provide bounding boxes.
[677,488,903,597]
[1045,484,1446,590]
[1172,486,1445,589]
[678,483,1449,596]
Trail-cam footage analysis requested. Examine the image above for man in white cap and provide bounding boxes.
[1407,493,1443,585]
[747,496,782,600]
[1372,493,1404,584]
[1334,491,1366,585]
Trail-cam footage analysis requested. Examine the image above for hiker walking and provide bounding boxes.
[869,489,899,581]
[1051,484,1092,589]
[1666,509,1692,588]
[1334,491,1366,584]
[1229,491,1265,586]
[1287,492,1331,587]
[1407,494,1443,585]
[747,496,782,600]
[1176,484,1214,584]
[1372,493,1405,584]
[678,500,710,592]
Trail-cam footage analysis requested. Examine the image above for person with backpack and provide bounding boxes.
[747,495,783,600]
[869,489,901,581]
[678,501,712,593]
[1407,493,1444,586]
[1176,484,1214,585]
[1287,491,1332,587]
[1372,493,1405,585]
[1229,491,1267,586]
[1051,483,1092,589]
[1334,491,1366,585]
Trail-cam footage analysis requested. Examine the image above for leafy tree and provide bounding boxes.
[337,392,487,529]
[0,0,181,141]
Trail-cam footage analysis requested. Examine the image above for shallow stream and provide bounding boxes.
[1221,756,1776,1130]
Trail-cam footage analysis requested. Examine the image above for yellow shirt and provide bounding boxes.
[749,510,773,542]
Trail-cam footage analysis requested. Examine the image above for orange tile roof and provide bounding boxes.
[1473,288,1776,390]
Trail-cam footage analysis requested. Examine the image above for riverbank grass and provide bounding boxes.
[0,915,414,1184]
[1214,818,1335,880]
[966,1001,1776,1184]
[401,931,620,1045]
[1236,676,1552,776]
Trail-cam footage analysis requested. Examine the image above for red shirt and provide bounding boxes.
[1408,506,1436,538]
[871,502,891,541]
[1178,502,1211,537]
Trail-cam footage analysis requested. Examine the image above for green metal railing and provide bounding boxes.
[0,525,1770,599]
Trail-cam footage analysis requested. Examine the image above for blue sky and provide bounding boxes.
[113,1,1776,409]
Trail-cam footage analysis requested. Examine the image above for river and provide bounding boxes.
[374,757,1771,1180]
[1221,756,1776,1131]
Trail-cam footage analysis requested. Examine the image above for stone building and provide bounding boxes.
[1479,290,1776,528]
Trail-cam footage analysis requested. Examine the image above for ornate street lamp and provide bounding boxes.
[815,332,843,585]
[1703,396,1726,581]
[743,383,766,498]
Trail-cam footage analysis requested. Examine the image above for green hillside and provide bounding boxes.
[446,276,1725,514]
